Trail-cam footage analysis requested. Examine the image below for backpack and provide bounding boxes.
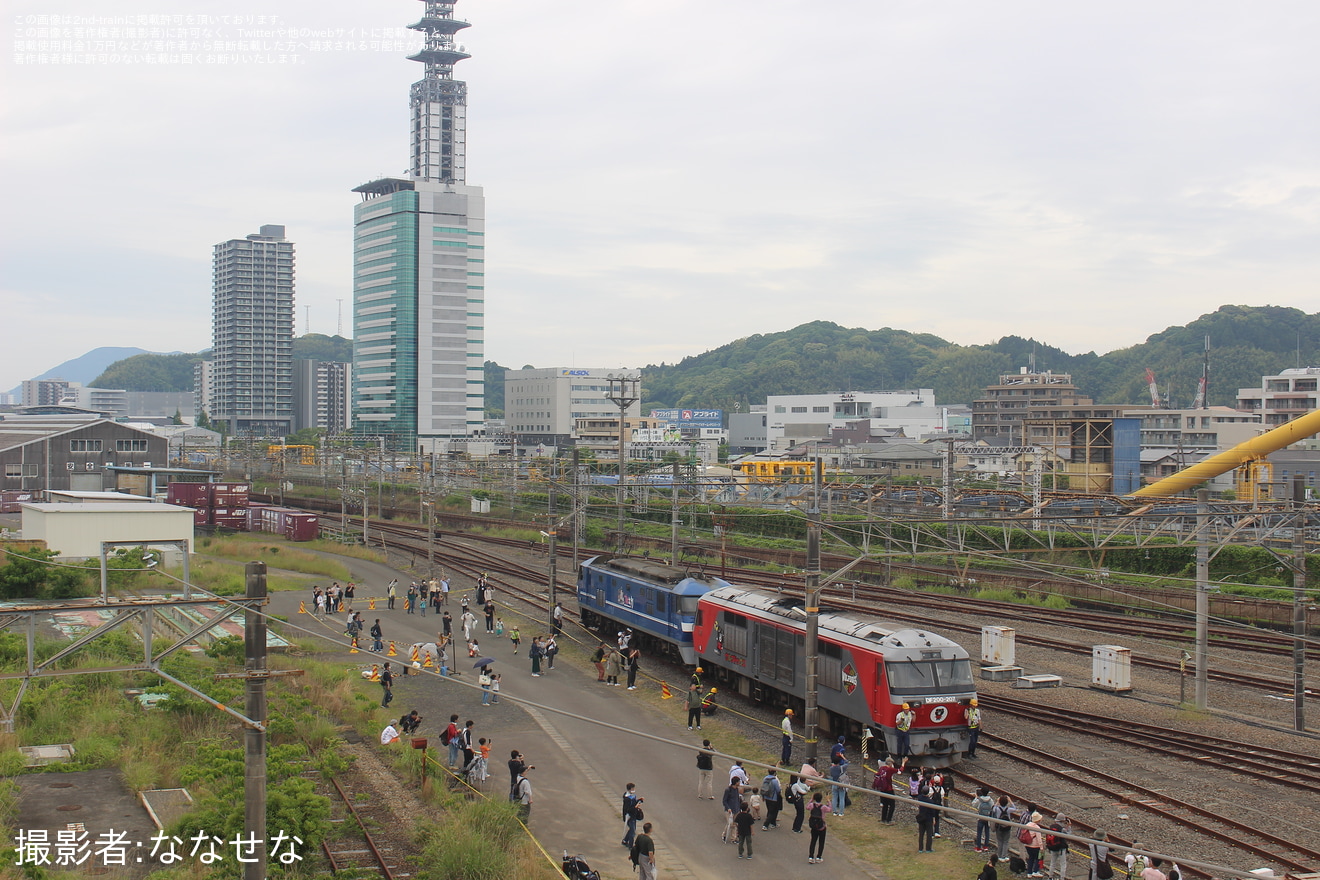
[1018,826,1034,845]
[440,726,452,746]
[1045,833,1059,850]
[760,776,775,797]
[808,805,825,830]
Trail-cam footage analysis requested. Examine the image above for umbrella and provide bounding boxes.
[473,657,496,668]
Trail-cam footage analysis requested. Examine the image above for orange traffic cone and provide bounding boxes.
[370,664,379,681]
[423,653,434,668]
[350,637,360,654]
[661,682,672,699]
[298,601,307,614]
[369,598,376,610]
[410,645,420,662]
[388,641,397,657]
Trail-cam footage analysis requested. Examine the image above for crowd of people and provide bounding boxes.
[352,572,1187,880]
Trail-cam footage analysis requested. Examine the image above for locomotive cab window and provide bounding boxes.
[885,657,974,696]
[680,596,700,616]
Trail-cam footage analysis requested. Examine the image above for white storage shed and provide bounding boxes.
[20,503,194,561]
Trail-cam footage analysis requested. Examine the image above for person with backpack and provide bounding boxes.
[971,786,995,852]
[1088,829,1113,880]
[529,637,544,676]
[806,792,828,863]
[591,643,607,681]
[630,822,656,880]
[443,714,461,767]
[696,740,715,799]
[992,795,1016,860]
[759,768,782,830]
[620,783,642,848]
[1021,811,1045,878]
[872,756,899,824]
[786,774,810,833]
[1045,814,1072,880]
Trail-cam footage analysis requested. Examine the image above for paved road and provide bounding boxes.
[265,547,888,880]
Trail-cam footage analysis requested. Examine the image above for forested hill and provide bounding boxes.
[90,334,353,391]
[639,305,1320,410]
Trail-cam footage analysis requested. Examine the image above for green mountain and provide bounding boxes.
[639,305,1320,410]
[91,335,353,392]
[91,352,203,392]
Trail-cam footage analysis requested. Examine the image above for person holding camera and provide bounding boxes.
[621,782,643,847]
[508,750,532,795]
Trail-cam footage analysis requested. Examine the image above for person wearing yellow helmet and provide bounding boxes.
[702,687,718,714]
[781,708,795,764]
[691,666,704,688]
[895,703,916,765]
[966,697,982,758]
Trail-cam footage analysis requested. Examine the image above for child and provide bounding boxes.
[468,639,480,658]
[509,626,521,654]
[471,737,491,784]
[494,617,505,637]
[490,673,501,703]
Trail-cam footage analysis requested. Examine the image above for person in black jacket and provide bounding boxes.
[977,854,999,880]
[915,783,938,852]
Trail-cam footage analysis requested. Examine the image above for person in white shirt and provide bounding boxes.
[380,721,400,745]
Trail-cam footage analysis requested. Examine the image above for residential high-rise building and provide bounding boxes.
[351,0,485,452]
[211,225,295,436]
[293,359,352,435]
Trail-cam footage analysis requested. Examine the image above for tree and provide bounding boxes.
[171,409,184,425]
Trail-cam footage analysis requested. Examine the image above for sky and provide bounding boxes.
[3,0,1319,392]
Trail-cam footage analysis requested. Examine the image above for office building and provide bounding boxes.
[210,225,295,436]
[1236,367,1320,429]
[505,368,642,448]
[352,0,484,452]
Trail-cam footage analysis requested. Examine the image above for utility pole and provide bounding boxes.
[803,457,823,762]
[605,375,640,554]
[547,472,558,625]
[1194,488,1209,710]
[1292,476,1307,731]
[571,448,581,574]
[243,561,268,880]
[671,462,681,563]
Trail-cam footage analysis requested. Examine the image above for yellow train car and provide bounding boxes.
[266,444,317,466]
[731,459,819,483]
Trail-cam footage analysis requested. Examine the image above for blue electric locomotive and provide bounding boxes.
[576,556,730,664]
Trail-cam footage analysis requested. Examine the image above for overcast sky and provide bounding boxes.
[3,0,1318,392]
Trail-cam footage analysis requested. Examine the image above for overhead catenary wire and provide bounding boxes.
[0,540,1310,876]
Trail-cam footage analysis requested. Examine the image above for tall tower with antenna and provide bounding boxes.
[408,1,470,183]
[351,0,486,453]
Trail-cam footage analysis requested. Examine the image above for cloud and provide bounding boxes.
[3,0,1318,392]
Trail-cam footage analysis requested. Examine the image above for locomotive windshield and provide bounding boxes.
[679,596,700,616]
[885,657,975,696]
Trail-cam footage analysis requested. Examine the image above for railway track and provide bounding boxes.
[311,509,1320,878]
[314,509,1315,696]
[982,694,1320,794]
[974,733,1320,877]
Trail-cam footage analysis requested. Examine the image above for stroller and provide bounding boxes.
[561,851,600,880]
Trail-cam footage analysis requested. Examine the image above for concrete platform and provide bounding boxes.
[981,665,1022,681]
[1014,674,1063,688]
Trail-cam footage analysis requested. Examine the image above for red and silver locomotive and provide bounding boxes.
[693,585,975,764]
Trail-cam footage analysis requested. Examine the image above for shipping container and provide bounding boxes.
[166,483,212,509]
[210,483,250,508]
[284,513,319,542]
[0,491,38,514]
[193,507,212,527]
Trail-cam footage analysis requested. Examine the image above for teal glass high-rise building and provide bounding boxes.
[352,0,484,452]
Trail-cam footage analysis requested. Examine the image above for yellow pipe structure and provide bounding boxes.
[1130,408,1320,498]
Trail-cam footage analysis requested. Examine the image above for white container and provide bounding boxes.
[1091,645,1133,692]
[470,498,491,514]
[981,625,1017,666]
